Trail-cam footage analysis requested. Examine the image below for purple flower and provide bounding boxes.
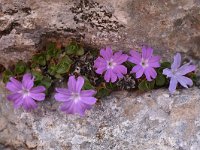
[6,73,46,110]
[54,76,97,116]
[128,47,161,81]
[163,53,196,93]
[94,47,128,82]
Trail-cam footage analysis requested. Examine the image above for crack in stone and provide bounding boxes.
[0,22,20,38]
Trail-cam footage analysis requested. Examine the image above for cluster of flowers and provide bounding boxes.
[6,47,196,116]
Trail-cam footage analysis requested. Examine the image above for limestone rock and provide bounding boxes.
[0,81,200,149]
[0,0,200,66]
[0,1,200,149]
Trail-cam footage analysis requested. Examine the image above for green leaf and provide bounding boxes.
[14,61,27,75]
[65,42,84,56]
[55,56,72,75]
[55,74,62,79]
[147,80,155,90]
[40,76,52,89]
[2,70,13,83]
[83,77,94,90]
[46,42,61,60]
[48,62,57,76]
[138,80,148,91]
[156,74,166,86]
[96,88,110,98]
[190,73,197,82]
[32,53,46,66]
[107,82,117,90]
[157,67,164,74]
[32,70,43,81]
[46,42,56,52]
[161,62,171,68]
[76,47,84,56]
[138,80,155,91]
[56,63,70,74]
[38,55,46,66]
[66,43,78,55]
[124,61,135,68]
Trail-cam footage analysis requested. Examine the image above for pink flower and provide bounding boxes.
[94,47,128,82]
[128,47,161,81]
[163,53,196,93]
[6,73,46,110]
[54,76,97,116]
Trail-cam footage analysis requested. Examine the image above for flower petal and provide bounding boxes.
[22,73,34,90]
[22,97,37,110]
[68,76,76,91]
[171,53,181,70]
[130,65,142,73]
[128,50,141,64]
[142,47,153,59]
[81,90,96,97]
[30,86,46,93]
[60,101,74,113]
[111,72,117,82]
[104,69,112,82]
[76,76,84,92]
[55,88,70,94]
[177,75,193,88]
[81,103,92,110]
[131,65,144,78]
[6,82,21,92]
[148,56,161,68]
[148,67,157,80]
[144,68,152,81]
[112,51,128,64]
[163,68,173,78]
[7,93,22,101]
[73,102,85,116]
[61,102,85,116]
[10,77,22,89]
[113,65,127,79]
[100,47,113,60]
[81,97,97,105]
[95,66,106,74]
[13,96,24,109]
[54,93,71,102]
[169,77,178,94]
[177,64,196,75]
[29,93,45,101]
[94,57,107,69]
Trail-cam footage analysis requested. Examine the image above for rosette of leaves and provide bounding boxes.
[31,42,73,91]
[65,41,84,56]
[48,55,73,78]
[155,62,171,87]
[2,60,28,83]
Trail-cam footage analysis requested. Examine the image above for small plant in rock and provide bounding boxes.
[0,41,197,116]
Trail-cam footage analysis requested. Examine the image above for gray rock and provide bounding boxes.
[0,0,200,150]
[1,81,200,150]
[0,0,200,66]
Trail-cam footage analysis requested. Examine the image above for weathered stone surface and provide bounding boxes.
[1,1,200,149]
[1,81,200,150]
[0,0,200,66]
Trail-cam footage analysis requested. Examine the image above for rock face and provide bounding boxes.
[0,82,200,150]
[0,0,200,66]
[1,1,200,150]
